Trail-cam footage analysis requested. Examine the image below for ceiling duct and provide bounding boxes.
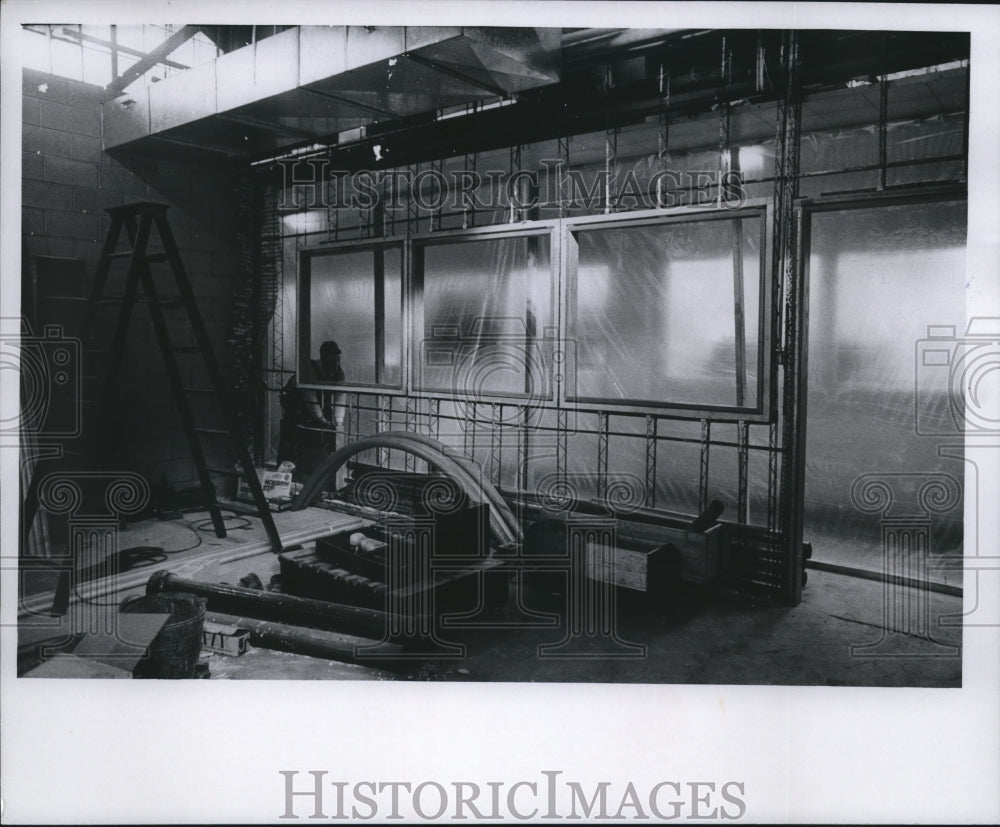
[102,26,561,161]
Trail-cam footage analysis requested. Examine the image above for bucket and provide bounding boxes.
[120,591,206,679]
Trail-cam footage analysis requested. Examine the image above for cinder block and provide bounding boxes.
[183,250,212,275]
[25,235,75,258]
[22,71,70,100]
[22,179,75,210]
[72,187,101,214]
[23,124,73,157]
[39,99,101,137]
[73,238,105,264]
[99,165,148,198]
[70,134,105,164]
[195,297,231,327]
[63,76,102,105]
[22,207,45,236]
[44,209,99,241]
[23,151,44,181]
[196,274,238,299]
[43,156,98,189]
[22,97,41,125]
[209,252,239,276]
[189,230,232,254]
[94,189,126,211]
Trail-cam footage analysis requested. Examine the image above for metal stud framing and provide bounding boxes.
[509,145,523,223]
[644,415,657,508]
[408,162,421,235]
[463,150,477,229]
[556,407,568,483]
[699,420,711,512]
[428,398,440,441]
[377,394,390,468]
[430,157,444,233]
[597,411,610,501]
[404,396,417,473]
[517,405,530,493]
[737,420,749,526]
[774,31,805,604]
[464,402,476,460]
[605,125,618,214]
[557,136,571,217]
[490,403,502,488]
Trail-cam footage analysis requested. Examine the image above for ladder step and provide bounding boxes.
[107,251,170,262]
[65,201,285,555]
[95,295,184,308]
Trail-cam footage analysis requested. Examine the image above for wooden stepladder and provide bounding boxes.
[77,201,282,551]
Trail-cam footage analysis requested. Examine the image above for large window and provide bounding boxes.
[804,197,967,576]
[413,231,554,401]
[299,243,403,388]
[566,208,767,415]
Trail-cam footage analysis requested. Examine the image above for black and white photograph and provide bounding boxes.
[2,1,998,823]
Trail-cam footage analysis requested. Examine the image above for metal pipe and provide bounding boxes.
[147,571,392,640]
[204,611,404,664]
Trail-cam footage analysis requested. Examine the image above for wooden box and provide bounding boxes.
[585,520,726,590]
[585,538,671,592]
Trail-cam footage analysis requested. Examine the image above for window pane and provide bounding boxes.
[308,246,401,386]
[383,260,402,385]
[569,215,762,409]
[418,235,552,397]
[805,200,967,578]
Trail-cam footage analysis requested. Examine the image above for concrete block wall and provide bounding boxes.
[22,68,245,492]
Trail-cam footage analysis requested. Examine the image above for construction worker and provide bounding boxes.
[278,340,346,478]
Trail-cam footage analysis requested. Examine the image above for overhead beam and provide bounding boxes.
[56,26,189,71]
[103,26,561,155]
[104,25,201,97]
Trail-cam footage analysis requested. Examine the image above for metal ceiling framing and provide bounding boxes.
[102,26,562,161]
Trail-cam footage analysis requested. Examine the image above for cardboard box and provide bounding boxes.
[236,468,293,503]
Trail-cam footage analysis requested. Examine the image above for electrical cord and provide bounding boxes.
[187,513,252,533]
[62,510,254,607]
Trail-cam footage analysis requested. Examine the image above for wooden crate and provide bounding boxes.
[585,520,726,590]
[585,538,670,592]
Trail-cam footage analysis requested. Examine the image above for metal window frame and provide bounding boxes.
[409,221,562,404]
[791,183,968,603]
[297,237,408,394]
[561,201,774,421]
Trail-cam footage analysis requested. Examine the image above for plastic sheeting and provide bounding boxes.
[569,215,762,409]
[417,234,552,397]
[804,199,967,571]
[308,247,402,386]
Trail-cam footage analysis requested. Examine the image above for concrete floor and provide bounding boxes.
[22,509,963,687]
[202,567,961,686]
